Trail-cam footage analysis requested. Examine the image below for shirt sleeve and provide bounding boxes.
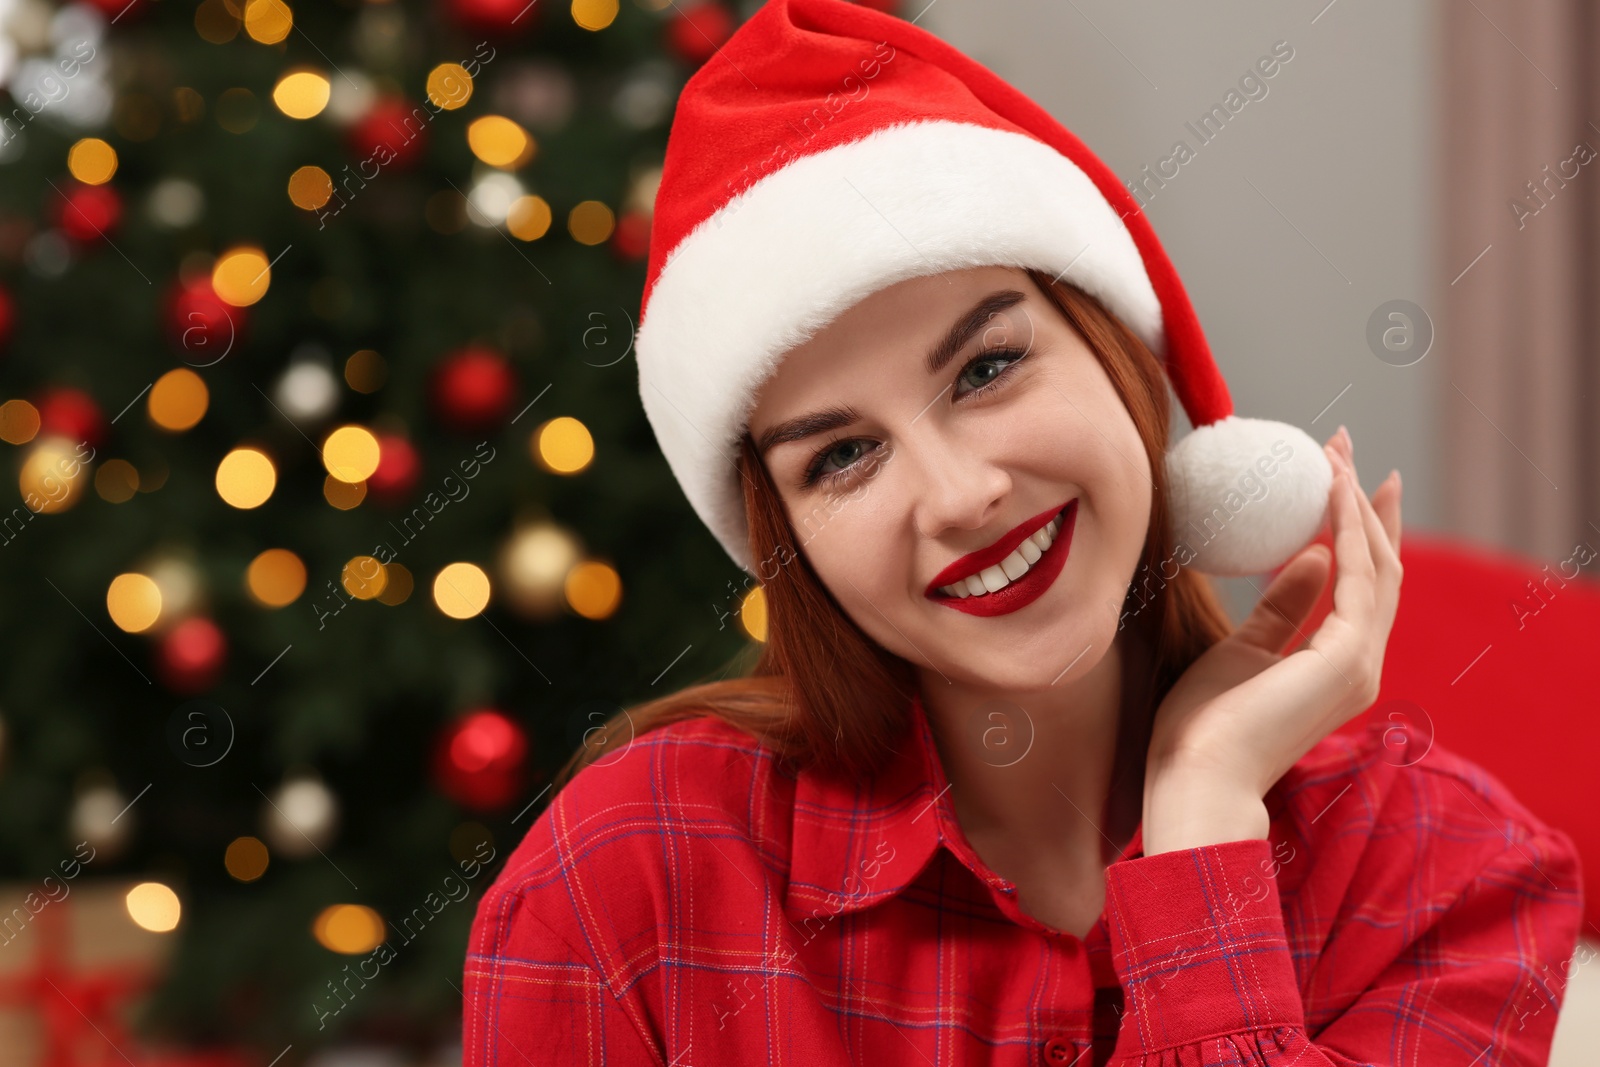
[1099,832,1584,1066]
[462,881,662,1067]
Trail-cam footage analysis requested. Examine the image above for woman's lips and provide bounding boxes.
[924,498,1076,595]
[926,499,1077,618]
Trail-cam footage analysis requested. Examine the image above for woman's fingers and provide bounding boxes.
[1332,433,1402,624]
[1326,448,1377,626]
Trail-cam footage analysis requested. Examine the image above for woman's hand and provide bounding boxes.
[1140,426,1404,856]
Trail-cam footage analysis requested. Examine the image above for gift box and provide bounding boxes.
[0,878,253,1067]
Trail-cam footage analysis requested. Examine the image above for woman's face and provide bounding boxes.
[746,265,1154,692]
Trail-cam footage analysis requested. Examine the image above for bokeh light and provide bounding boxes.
[126,882,181,932]
[322,425,380,483]
[467,115,533,168]
[215,447,276,508]
[534,416,593,474]
[246,548,307,607]
[433,562,491,619]
[312,904,385,954]
[212,246,272,306]
[224,836,270,881]
[564,560,621,620]
[107,573,163,633]
[148,368,209,431]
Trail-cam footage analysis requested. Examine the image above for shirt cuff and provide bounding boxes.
[1103,837,1305,1055]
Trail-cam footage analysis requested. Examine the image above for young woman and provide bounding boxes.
[463,3,1583,1064]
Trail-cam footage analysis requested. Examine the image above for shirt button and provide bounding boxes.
[1041,1035,1076,1064]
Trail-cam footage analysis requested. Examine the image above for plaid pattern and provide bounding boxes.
[463,693,1584,1065]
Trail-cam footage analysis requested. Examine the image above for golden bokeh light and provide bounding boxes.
[426,63,473,110]
[507,195,552,241]
[224,836,270,882]
[67,138,118,185]
[322,424,380,483]
[571,0,620,31]
[564,560,621,620]
[567,200,615,245]
[344,349,387,393]
[0,399,40,444]
[273,70,330,120]
[19,439,90,514]
[107,573,163,633]
[244,0,293,44]
[312,904,385,954]
[323,475,366,510]
[376,562,413,605]
[433,562,491,619]
[534,416,594,474]
[215,447,276,509]
[288,165,333,210]
[94,459,141,503]
[739,585,767,643]
[212,246,272,307]
[342,555,388,600]
[126,882,181,933]
[466,115,533,168]
[246,548,307,607]
[195,0,241,44]
[148,368,209,431]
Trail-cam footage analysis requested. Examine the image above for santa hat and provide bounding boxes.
[636,0,1332,578]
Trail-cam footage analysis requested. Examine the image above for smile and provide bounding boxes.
[925,499,1078,618]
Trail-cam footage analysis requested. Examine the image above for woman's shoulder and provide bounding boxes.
[468,712,795,968]
[1267,713,1581,908]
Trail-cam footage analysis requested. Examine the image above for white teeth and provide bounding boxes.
[938,508,1068,599]
[978,564,1009,593]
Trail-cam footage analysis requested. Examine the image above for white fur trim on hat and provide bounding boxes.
[1165,415,1335,576]
[636,119,1164,575]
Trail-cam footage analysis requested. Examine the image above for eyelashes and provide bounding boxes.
[799,345,1032,491]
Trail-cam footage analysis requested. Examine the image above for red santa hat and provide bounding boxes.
[636,0,1333,578]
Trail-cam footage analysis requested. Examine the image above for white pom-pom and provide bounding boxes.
[1164,415,1334,576]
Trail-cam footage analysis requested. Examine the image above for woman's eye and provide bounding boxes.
[954,348,1026,398]
[804,439,869,487]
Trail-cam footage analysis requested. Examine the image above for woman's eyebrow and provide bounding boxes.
[755,287,1029,457]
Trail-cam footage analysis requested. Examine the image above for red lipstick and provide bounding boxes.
[924,499,1078,618]
[925,499,1072,594]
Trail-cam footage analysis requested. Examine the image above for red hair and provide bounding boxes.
[554,271,1235,806]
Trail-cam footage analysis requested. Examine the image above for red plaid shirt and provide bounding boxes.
[463,693,1584,1065]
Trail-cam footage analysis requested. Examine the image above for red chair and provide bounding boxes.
[1289,528,1598,932]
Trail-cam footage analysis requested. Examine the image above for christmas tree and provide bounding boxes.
[0,0,777,1054]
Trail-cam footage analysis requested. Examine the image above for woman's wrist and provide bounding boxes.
[1141,761,1270,857]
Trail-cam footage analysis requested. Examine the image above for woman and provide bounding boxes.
[463,2,1583,1064]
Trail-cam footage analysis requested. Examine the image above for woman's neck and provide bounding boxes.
[917,628,1150,875]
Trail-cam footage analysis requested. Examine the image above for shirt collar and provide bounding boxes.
[785,690,1145,921]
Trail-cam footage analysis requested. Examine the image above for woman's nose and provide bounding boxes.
[901,427,1011,540]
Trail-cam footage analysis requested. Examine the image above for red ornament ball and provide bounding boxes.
[610,210,651,261]
[430,345,517,433]
[665,2,734,66]
[79,0,152,18]
[34,387,106,450]
[164,276,242,367]
[349,96,429,172]
[0,283,14,352]
[367,433,422,504]
[157,617,228,695]
[54,182,122,243]
[441,0,541,36]
[431,709,529,812]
